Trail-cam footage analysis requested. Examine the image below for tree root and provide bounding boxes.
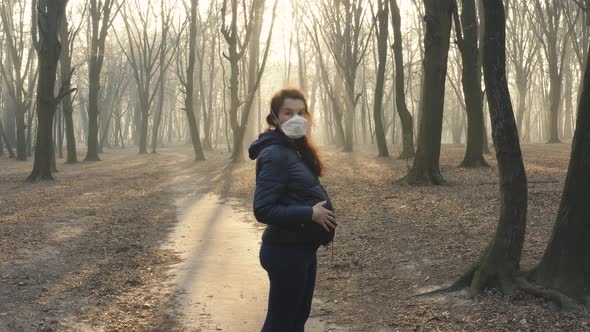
[514,277,578,310]
[414,264,477,298]
[415,270,579,310]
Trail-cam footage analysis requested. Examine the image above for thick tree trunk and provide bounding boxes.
[451,0,527,296]
[457,0,488,168]
[529,42,590,303]
[374,0,389,157]
[390,0,415,159]
[400,0,453,185]
[28,0,66,181]
[85,0,115,161]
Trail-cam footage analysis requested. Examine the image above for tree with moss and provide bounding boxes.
[527,0,590,305]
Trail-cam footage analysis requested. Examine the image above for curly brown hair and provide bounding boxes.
[266,87,324,177]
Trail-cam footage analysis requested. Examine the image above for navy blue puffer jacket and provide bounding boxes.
[248,131,335,247]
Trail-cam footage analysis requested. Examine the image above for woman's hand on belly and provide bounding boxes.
[311,201,338,232]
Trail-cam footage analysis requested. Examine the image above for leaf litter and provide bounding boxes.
[1,143,589,331]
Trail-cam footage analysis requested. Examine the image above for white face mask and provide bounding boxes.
[273,113,308,139]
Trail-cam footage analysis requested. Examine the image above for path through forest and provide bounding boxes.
[164,159,338,331]
[2,144,588,331]
[0,145,342,331]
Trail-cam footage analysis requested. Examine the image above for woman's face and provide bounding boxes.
[277,98,307,125]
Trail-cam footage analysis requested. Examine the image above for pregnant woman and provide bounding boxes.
[248,87,337,332]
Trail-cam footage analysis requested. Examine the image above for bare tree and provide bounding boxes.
[98,51,130,148]
[563,0,590,139]
[529,0,590,305]
[202,10,221,151]
[431,0,528,297]
[59,4,86,164]
[506,0,540,140]
[0,0,37,161]
[115,0,178,154]
[372,0,389,157]
[221,0,278,163]
[314,0,373,152]
[176,0,205,161]
[390,0,415,159]
[305,22,346,147]
[195,3,221,151]
[400,0,454,185]
[242,0,265,147]
[85,0,121,161]
[453,0,488,167]
[28,0,71,181]
[528,0,576,143]
[293,1,309,92]
[151,0,174,154]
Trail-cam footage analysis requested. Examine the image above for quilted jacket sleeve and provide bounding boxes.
[253,147,313,226]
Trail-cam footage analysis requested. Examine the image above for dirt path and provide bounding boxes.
[164,161,338,331]
[0,145,342,331]
[0,147,187,331]
[6,143,582,331]
[208,144,590,331]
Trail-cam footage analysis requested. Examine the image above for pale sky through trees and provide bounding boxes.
[65,0,415,67]
[8,0,585,155]
[60,0,416,144]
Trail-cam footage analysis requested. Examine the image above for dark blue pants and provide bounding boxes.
[259,242,317,332]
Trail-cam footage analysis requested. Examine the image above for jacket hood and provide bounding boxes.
[248,131,290,160]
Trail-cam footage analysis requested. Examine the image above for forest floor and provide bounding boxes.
[1,143,589,331]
